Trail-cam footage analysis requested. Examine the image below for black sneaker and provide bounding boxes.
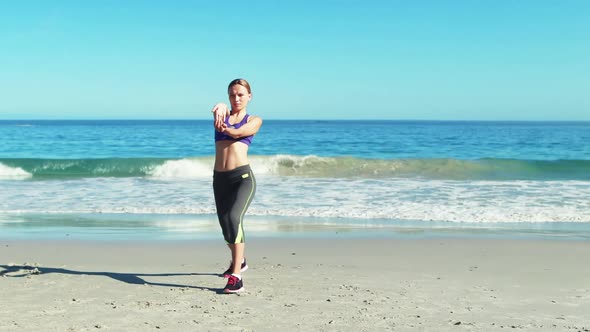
[222,258,248,278]
[223,275,244,293]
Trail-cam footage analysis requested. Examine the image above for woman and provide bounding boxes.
[211,78,262,293]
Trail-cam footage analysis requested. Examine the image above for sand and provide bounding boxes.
[1,237,589,331]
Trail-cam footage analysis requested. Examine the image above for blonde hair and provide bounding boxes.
[228,78,251,94]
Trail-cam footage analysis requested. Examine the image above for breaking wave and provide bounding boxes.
[1,155,589,180]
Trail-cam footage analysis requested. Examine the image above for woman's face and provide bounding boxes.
[228,84,252,112]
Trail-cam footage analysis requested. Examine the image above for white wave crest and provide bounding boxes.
[250,154,334,176]
[0,163,32,180]
[148,159,212,179]
[147,155,327,179]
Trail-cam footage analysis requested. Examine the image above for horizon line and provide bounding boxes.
[1,119,590,123]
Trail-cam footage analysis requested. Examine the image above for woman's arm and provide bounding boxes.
[222,116,263,138]
[211,103,229,131]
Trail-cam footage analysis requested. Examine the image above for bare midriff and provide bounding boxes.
[214,140,250,172]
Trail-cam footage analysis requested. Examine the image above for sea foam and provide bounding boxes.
[149,158,212,179]
[0,163,31,180]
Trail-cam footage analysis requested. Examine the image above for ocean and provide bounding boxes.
[1,120,589,240]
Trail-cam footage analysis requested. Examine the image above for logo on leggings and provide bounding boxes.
[241,173,249,179]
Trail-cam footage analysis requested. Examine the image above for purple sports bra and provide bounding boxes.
[214,114,254,146]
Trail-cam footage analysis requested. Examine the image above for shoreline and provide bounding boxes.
[2,213,590,242]
[2,237,589,331]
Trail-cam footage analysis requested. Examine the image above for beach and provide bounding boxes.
[2,121,589,330]
[2,237,589,331]
[2,0,590,328]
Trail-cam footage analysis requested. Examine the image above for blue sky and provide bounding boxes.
[1,1,589,120]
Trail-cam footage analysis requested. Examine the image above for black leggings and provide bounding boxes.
[213,165,256,243]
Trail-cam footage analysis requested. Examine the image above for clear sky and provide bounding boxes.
[1,1,589,120]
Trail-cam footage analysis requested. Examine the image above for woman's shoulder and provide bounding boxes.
[246,114,262,122]
[247,115,263,128]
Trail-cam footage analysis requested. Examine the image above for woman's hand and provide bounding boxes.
[211,103,229,131]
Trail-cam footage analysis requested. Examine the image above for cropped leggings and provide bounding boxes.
[213,165,256,244]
